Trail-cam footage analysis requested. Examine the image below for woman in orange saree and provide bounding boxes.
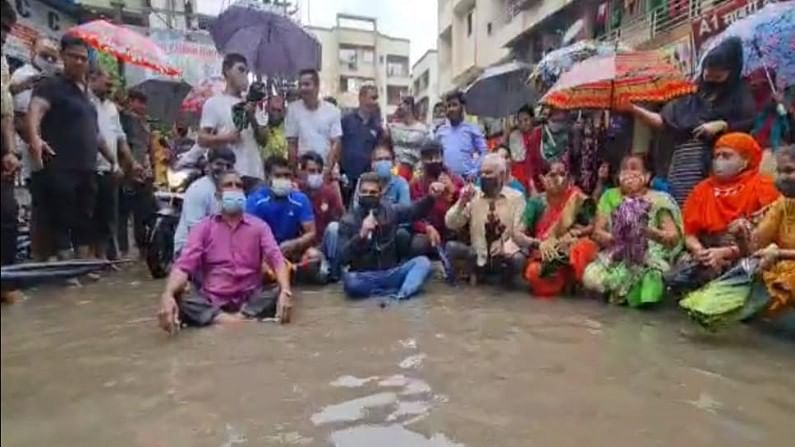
[514,161,597,297]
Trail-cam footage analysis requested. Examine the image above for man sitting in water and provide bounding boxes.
[445,153,528,286]
[246,156,323,282]
[338,172,445,300]
[157,170,292,332]
[172,147,236,256]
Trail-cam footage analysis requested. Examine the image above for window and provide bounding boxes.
[362,49,375,64]
[466,11,473,37]
[339,47,358,70]
[379,55,384,64]
[339,76,374,94]
[387,86,409,106]
[386,55,410,77]
[487,22,492,35]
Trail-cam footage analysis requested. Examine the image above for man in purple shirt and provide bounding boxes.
[434,90,487,179]
[157,171,292,333]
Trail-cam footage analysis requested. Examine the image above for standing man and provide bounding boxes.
[118,89,156,259]
[285,68,343,176]
[198,53,265,192]
[89,67,134,260]
[261,96,288,161]
[340,85,382,201]
[1,0,21,302]
[434,91,487,179]
[27,35,116,260]
[10,36,60,261]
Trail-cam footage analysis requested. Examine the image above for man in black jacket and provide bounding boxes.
[339,172,444,300]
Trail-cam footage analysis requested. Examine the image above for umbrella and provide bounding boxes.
[697,1,795,90]
[464,61,538,118]
[181,76,226,114]
[1,260,132,289]
[67,20,180,76]
[209,0,321,77]
[131,78,192,126]
[541,51,696,110]
[529,40,633,90]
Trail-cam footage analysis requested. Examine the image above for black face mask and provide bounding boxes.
[424,162,443,178]
[775,177,795,198]
[358,195,380,211]
[481,177,501,196]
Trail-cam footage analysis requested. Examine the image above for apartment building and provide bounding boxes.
[437,0,755,91]
[75,0,198,30]
[308,14,411,117]
[411,49,440,124]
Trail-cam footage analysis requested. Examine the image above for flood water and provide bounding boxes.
[2,265,794,447]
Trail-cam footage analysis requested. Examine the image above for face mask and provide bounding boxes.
[481,177,501,196]
[713,157,746,180]
[33,55,61,75]
[374,160,393,179]
[358,195,380,211]
[306,173,323,190]
[775,177,795,198]
[221,190,246,214]
[424,162,443,178]
[271,178,293,197]
[619,172,647,192]
[269,115,284,126]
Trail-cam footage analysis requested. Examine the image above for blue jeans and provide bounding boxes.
[343,256,432,300]
[321,222,341,281]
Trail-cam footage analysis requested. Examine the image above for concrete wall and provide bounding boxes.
[412,50,440,124]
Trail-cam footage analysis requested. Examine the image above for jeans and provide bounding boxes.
[320,222,341,281]
[343,256,432,300]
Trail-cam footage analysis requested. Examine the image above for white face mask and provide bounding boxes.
[33,55,61,76]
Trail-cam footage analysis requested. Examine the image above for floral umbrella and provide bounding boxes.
[697,1,795,89]
[541,51,696,110]
[528,40,633,91]
[67,20,180,76]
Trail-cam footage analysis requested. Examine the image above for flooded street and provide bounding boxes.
[2,266,794,447]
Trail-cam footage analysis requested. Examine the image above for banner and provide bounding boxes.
[658,34,695,77]
[124,28,222,87]
[692,0,773,54]
[5,0,77,62]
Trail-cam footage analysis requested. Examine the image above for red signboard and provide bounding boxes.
[692,0,772,53]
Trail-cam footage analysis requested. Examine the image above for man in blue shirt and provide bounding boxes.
[340,85,383,202]
[434,90,487,179]
[352,144,410,208]
[246,156,322,282]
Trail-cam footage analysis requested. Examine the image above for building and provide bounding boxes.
[437,0,750,92]
[75,0,198,30]
[308,14,411,117]
[411,49,440,124]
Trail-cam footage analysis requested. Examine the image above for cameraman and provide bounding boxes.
[198,53,265,193]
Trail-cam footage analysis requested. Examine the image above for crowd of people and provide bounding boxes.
[1,0,793,334]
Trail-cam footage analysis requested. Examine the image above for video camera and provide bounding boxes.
[246,81,267,103]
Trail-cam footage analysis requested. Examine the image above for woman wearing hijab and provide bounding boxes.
[630,37,756,206]
[666,133,780,293]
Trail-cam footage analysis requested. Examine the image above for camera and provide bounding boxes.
[247,81,267,103]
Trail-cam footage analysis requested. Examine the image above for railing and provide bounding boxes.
[601,0,734,46]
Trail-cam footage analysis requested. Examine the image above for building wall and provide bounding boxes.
[308,14,410,117]
[411,50,439,124]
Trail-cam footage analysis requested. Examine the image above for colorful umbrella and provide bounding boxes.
[181,76,226,114]
[541,51,696,110]
[697,1,795,89]
[528,40,633,91]
[209,0,321,76]
[67,20,180,76]
[464,61,538,118]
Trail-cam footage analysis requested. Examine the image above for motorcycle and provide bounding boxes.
[145,164,202,278]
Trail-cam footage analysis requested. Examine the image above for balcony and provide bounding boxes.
[438,0,453,35]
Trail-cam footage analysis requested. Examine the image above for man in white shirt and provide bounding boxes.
[9,36,59,260]
[285,68,342,181]
[89,67,135,260]
[198,53,265,193]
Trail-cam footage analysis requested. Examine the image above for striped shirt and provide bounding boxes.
[668,139,709,206]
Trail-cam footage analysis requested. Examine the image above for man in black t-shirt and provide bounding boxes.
[27,35,115,259]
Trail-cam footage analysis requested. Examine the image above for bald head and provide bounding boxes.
[479,153,507,197]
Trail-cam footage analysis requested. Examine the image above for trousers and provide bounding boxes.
[343,256,432,300]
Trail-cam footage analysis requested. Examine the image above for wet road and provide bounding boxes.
[2,265,794,447]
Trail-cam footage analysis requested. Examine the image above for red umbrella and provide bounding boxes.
[180,76,226,114]
[541,51,695,110]
[68,20,180,76]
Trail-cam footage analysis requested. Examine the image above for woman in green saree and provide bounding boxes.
[582,154,684,307]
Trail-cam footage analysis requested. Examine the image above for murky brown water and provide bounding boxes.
[2,265,794,447]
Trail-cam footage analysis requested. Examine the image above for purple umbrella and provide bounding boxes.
[209,0,321,77]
